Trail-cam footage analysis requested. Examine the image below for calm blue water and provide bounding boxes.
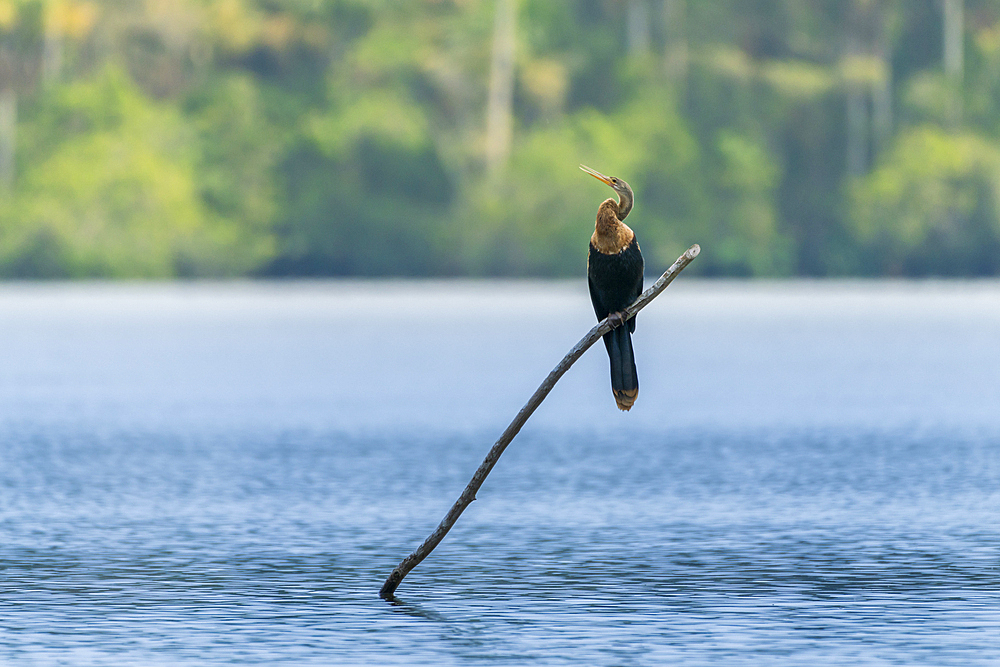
[1,280,999,665]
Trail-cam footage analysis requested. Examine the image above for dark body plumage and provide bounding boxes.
[582,164,644,411]
[589,235,643,410]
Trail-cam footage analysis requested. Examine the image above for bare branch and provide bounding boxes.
[379,244,701,600]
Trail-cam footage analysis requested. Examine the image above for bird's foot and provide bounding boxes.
[607,311,628,329]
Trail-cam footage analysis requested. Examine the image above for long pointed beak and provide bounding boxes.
[580,164,613,186]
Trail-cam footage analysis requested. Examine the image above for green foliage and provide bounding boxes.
[1,68,274,277]
[458,87,705,275]
[850,126,1000,275]
[268,87,453,275]
[1,1,1000,278]
[703,130,791,276]
[187,74,280,267]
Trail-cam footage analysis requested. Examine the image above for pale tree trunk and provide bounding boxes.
[942,0,963,128]
[627,0,651,56]
[845,0,893,176]
[43,24,63,83]
[872,3,892,160]
[485,0,516,172]
[845,34,868,176]
[662,0,688,83]
[845,87,868,176]
[871,73,892,157]
[0,87,15,190]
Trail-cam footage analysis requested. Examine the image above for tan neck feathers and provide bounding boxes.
[591,199,634,254]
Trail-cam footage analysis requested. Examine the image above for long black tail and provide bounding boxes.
[603,326,638,411]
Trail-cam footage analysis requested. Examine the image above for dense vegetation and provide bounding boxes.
[1,0,999,278]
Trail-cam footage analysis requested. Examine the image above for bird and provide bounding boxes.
[581,164,644,411]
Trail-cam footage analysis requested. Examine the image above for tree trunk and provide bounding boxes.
[662,0,688,82]
[845,29,868,177]
[942,0,963,128]
[627,0,651,56]
[872,18,892,158]
[0,87,15,190]
[485,0,516,172]
[43,25,63,83]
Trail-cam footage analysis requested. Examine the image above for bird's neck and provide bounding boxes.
[591,199,634,255]
[616,191,633,220]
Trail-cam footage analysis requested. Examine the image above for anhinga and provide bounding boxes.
[581,164,644,411]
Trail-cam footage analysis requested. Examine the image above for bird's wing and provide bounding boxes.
[587,271,607,321]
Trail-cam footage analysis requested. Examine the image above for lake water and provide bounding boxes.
[1,280,998,665]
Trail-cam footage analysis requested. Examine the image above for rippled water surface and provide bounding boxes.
[2,280,999,665]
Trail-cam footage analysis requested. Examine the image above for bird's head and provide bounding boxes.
[580,164,633,218]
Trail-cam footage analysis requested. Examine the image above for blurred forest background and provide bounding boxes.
[1,0,999,278]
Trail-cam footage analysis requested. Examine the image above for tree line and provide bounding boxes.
[1,0,999,278]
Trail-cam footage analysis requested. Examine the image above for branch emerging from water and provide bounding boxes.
[379,243,701,600]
